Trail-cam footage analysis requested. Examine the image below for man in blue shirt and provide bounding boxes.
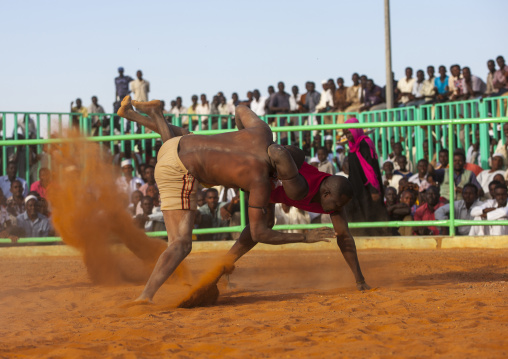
[0,161,28,198]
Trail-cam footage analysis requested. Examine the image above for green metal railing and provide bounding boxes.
[2,97,508,244]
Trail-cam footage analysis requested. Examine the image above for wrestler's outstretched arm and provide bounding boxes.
[331,209,371,291]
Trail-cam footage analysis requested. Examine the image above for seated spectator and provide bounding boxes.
[385,187,412,235]
[133,196,165,232]
[434,65,449,103]
[195,188,230,241]
[469,184,508,235]
[432,150,482,201]
[394,155,413,179]
[15,195,52,237]
[336,156,349,178]
[435,183,482,235]
[398,189,418,236]
[477,154,504,198]
[316,147,334,175]
[409,159,430,193]
[117,159,144,197]
[390,142,414,172]
[492,55,508,96]
[138,165,157,195]
[334,145,346,171]
[494,122,508,167]
[128,190,143,215]
[146,184,160,207]
[359,79,384,112]
[0,160,28,198]
[406,70,426,107]
[30,167,51,199]
[413,186,447,236]
[493,173,506,186]
[0,188,16,234]
[435,148,449,169]
[6,180,25,218]
[382,160,403,193]
[461,67,486,100]
[273,203,310,233]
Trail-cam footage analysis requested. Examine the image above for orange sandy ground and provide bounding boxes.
[0,248,507,358]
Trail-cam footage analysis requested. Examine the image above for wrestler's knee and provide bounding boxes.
[170,239,192,257]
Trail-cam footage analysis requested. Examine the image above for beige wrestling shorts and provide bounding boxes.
[155,136,197,210]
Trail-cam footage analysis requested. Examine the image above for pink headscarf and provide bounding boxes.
[345,118,380,192]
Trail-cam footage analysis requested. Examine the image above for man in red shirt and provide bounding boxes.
[413,186,447,235]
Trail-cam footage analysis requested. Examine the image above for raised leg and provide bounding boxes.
[135,209,196,302]
[268,144,309,201]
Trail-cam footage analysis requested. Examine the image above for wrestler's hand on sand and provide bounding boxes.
[356,281,371,291]
[304,227,333,243]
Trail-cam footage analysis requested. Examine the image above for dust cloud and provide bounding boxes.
[47,131,188,285]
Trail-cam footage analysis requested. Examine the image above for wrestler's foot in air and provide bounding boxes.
[267,144,308,201]
[132,99,163,119]
[117,95,136,119]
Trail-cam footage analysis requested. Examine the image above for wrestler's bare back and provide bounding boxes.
[177,127,274,190]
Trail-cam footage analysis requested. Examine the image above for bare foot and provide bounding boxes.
[132,99,162,118]
[120,298,153,308]
[117,95,135,118]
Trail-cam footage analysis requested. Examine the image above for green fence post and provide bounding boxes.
[448,120,455,236]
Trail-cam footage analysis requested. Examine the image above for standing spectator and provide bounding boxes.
[250,89,266,117]
[228,92,240,114]
[469,184,508,235]
[0,161,28,198]
[413,186,447,236]
[130,70,150,102]
[186,95,199,127]
[333,77,349,112]
[117,159,144,197]
[422,65,436,104]
[448,64,463,101]
[343,118,390,236]
[434,65,449,103]
[30,168,51,199]
[269,81,290,114]
[115,67,133,102]
[493,55,508,95]
[88,96,106,135]
[302,81,320,114]
[6,180,25,218]
[435,184,482,235]
[409,159,430,193]
[265,86,275,115]
[196,93,210,129]
[477,154,504,198]
[461,67,486,100]
[382,160,403,193]
[315,80,333,113]
[289,85,301,113]
[195,188,230,241]
[15,195,52,237]
[396,67,415,106]
[485,59,497,97]
[70,98,88,128]
[344,73,362,113]
[170,97,187,117]
[138,165,157,195]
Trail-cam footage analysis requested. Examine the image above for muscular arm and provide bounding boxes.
[331,209,370,290]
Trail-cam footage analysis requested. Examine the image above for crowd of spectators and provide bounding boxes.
[2,55,508,241]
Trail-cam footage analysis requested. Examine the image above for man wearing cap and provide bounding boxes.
[15,195,52,237]
[117,159,144,197]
